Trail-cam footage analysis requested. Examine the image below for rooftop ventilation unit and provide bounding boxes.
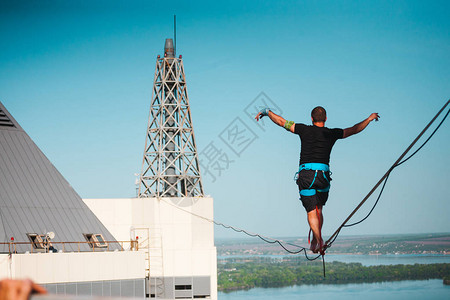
[0,108,15,127]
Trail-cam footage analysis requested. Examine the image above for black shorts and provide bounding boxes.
[297,169,331,212]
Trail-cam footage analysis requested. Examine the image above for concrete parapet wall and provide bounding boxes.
[0,251,145,284]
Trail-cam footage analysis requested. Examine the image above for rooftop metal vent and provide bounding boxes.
[0,108,15,127]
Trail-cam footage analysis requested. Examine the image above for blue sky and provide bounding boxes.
[1,0,449,240]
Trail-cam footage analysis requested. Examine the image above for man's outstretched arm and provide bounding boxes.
[255,109,295,133]
[343,113,380,138]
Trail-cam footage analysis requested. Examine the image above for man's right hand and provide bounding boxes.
[255,108,270,122]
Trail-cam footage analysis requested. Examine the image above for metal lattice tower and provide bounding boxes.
[139,39,204,198]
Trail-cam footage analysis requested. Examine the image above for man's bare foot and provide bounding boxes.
[310,238,318,253]
[311,238,323,254]
[316,238,324,255]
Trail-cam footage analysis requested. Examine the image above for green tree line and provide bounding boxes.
[218,257,450,292]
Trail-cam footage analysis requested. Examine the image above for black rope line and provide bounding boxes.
[213,220,322,261]
[325,228,341,249]
[396,107,449,167]
[160,198,322,261]
[213,218,327,275]
[343,173,391,227]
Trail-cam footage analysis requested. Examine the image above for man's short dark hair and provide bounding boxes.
[311,106,327,123]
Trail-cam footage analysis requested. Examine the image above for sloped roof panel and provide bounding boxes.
[0,102,119,253]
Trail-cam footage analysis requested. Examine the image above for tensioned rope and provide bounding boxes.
[160,99,448,273]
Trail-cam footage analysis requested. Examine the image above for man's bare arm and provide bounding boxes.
[255,110,295,133]
[342,113,380,138]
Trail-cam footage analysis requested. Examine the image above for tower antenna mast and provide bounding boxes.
[138,35,204,197]
[174,15,176,55]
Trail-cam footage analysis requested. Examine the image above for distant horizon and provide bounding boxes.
[214,231,450,242]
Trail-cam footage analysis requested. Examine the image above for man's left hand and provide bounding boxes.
[368,113,380,122]
[0,279,47,300]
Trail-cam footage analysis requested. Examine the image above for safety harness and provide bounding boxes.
[296,163,331,196]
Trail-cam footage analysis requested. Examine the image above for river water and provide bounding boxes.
[219,279,449,300]
[218,254,450,299]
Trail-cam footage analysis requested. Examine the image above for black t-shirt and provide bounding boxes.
[294,123,344,165]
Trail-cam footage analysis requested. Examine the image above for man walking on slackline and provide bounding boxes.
[256,106,379,254]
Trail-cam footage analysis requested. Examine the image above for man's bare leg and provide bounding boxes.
[307,206,323,253]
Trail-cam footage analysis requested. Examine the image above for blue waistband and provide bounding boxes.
[299,163,330,172]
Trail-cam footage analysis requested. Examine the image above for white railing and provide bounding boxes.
[1,241,139,253]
